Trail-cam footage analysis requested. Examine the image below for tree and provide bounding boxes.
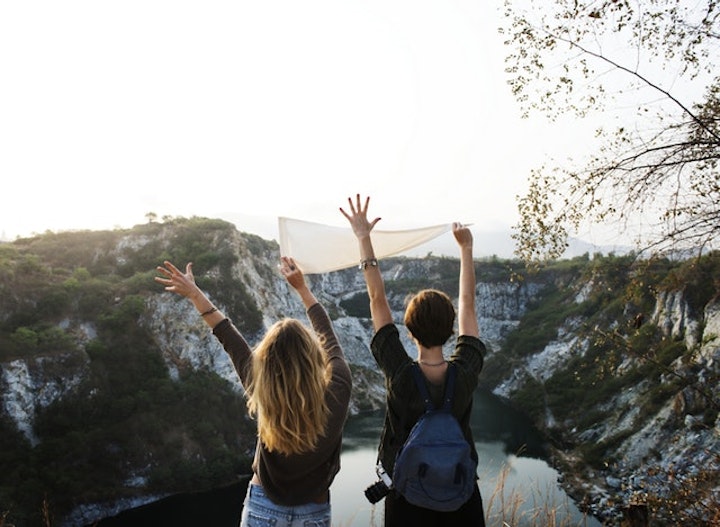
[502,0,720,263]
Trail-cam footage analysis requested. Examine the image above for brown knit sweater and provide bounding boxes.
[212,302,352,505]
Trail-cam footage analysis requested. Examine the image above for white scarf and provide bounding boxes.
[278,217,453,274]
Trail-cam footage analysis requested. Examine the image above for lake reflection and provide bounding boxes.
[331,390,601,527]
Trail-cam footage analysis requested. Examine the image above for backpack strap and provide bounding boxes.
[441,362,458,412]
[411,362,457,412]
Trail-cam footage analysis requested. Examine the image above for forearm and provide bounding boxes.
[155,261,225,329]
[457,245,479,337]
[186,287,225,329]
[212,318,253,384]
[359,241,385,304]
[307,302,340,354]
[357,235,393,330]
[294,284,319,310]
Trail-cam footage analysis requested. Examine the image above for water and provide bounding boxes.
[92,390,602,527]
[330,390,601,527]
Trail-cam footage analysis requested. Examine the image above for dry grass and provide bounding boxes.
[484,463,594,527]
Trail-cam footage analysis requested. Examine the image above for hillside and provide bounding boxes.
[1,218,718,526]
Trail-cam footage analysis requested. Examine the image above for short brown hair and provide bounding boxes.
[403,289,455,347]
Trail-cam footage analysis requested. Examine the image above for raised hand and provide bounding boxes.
[452,222,473,249]
[279,256,306,291]
[154,260,201,299]
[339,194,381,239]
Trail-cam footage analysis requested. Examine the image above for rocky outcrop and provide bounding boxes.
[1,251,544,444]
[1,351,89,446]
[492,281,720,523]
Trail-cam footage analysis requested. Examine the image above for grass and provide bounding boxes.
[484,463,596,527]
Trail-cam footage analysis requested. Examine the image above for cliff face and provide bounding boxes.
[1,220,718,525]
[1,352,89,446]
[492,280,720,521]
[0,261,542,426]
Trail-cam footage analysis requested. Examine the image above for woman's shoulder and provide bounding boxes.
[456,334,485,351]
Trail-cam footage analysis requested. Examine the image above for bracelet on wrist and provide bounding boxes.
[359,258,378,270]
[200,307,218,317]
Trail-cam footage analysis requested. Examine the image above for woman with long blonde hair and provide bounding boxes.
[155,256,352,526]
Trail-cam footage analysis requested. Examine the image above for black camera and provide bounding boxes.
[364,463,393,504]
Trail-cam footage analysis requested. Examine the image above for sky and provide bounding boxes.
[0,0,603,256]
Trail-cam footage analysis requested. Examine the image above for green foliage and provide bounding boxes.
[242,232,278,258]
[7,321,255,522]
[543,345,630,427]
[661,252,720,314]
[340,292,371,319]
[10,326,38,349]
[98,294,147,330]
[75,277,118,318]
[3,325,78,361]
[205,267,263,335]
[0,218,267,524]
[19,230,124,275]
[508,376,547,419]
[503,285,577,358]
[621,256,672,318]
[578,429,636,470]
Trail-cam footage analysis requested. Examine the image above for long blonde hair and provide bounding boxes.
[246,318,330,456]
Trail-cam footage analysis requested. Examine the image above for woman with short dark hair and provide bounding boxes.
[340,194,487,527]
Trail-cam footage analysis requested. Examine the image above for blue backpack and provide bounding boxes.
[392,362,477,511]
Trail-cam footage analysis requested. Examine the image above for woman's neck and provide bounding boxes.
[417,345,445,367]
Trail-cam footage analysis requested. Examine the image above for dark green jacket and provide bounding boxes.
[370,323,485,476]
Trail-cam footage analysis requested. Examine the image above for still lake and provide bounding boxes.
[91,390,602,527]
[331,389,601,527]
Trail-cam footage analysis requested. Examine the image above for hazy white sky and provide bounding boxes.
[1,0,599,248]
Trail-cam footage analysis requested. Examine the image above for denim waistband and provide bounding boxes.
[247,483,331,517]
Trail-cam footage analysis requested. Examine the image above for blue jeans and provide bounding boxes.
[240,482,331,527]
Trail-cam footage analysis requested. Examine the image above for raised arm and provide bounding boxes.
[340,194,393,331]
[453,223,479,338]
[279,256,318,309]
[157,257,318,316]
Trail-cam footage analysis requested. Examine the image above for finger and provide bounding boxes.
[278,257,295,274]
[156,266,171,276]
[362,195,370,214]
[164,261,182,274]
